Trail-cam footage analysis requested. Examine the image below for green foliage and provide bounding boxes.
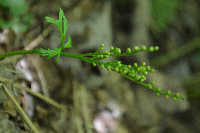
[45,8,72,49]
[151,0,181,31]
[0,6,185,133]
[32,8,184,101]
[0,0,32,33]
[41,8,72,62]
[0,8,184,100]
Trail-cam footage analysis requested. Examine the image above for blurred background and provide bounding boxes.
[0,0,200,132]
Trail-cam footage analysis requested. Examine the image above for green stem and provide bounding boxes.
[120,73,184,100]
[0,50,36,59]
[60,52,85,59]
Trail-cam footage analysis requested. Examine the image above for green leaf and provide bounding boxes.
[46,48,61,60]
[58,8,64,36]
[58,8,68,46]
[45,8,72,53]
[61,34,65,47]
[59,8,64,27]
[61,10,68,36]
[64,34,72,48]
[35,48,62,62]
[53,48,62,63]
[44,16,57,25]
[63,17,68,36]
[44,16,62,37]
[56,53,61,63]
[57,21,63,36]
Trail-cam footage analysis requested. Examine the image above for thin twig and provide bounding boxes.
[0,84,39,133]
